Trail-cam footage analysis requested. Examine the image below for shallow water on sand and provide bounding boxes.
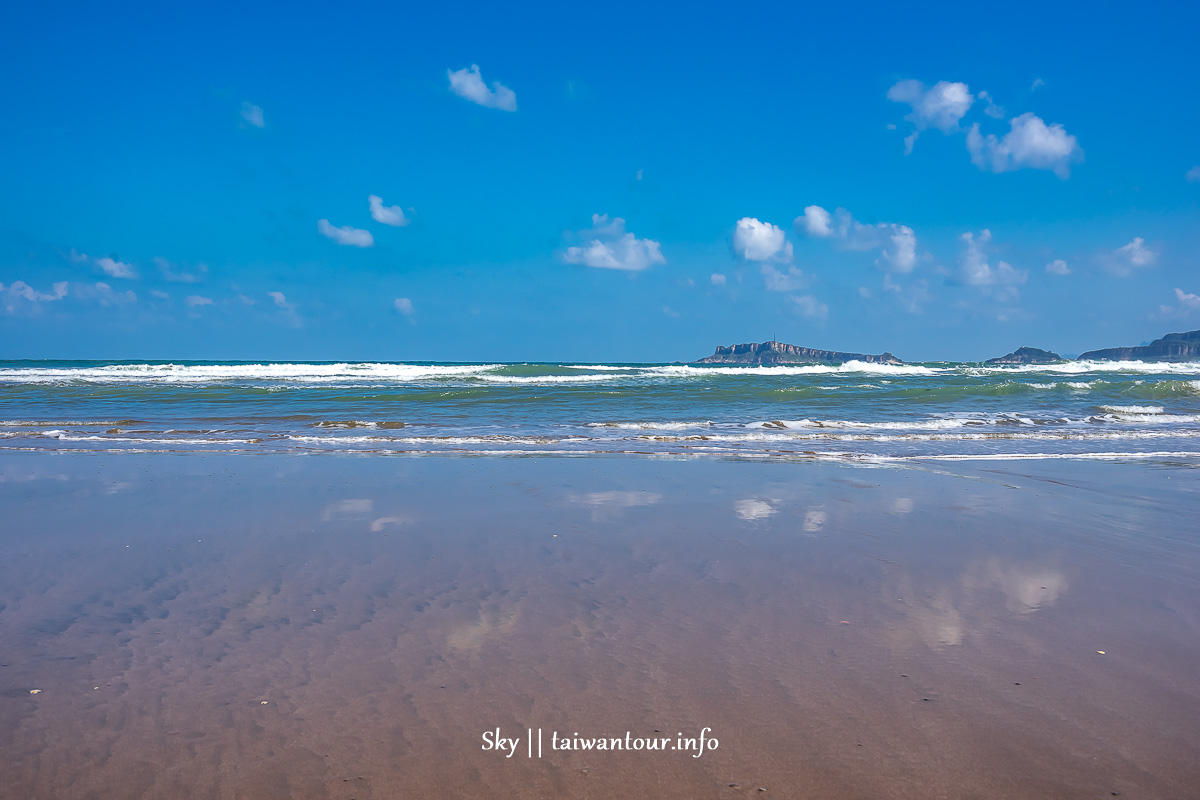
[1,453,1198,798]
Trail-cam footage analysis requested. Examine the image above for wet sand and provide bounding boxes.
[1,453,1198,798]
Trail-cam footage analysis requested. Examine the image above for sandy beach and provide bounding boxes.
[1,452,1197,798]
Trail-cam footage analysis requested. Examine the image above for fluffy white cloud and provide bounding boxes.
[710,273,726,286]
[241,102,264,128]
[394,297,414,315]
[959,230,1027,300]
[185,295,213,307]
[797,206,918,273]
[318,219,374,248]
[1,280,69,312]
[887,79,974,153]
[448,64,517,111]
[790,294,828,320]
[564,214,665,271]
[1187,166,1200,183]
[733,217,793,262]
[1109,237,1156,276]
[967,113,1082,178]
[1156,288,1200,319]
[799,205,832,237]
[368,195,409,227]
[1045,258,1071,276]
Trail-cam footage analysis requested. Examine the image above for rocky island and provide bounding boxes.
[694,341,903,366]
[1079,329,1200,362]
[984,346,1064,365]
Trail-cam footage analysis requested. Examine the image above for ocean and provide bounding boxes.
[3,358,1200,461]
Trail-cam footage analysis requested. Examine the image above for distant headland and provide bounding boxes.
[692,329,1200,365]
[694,341,902,366]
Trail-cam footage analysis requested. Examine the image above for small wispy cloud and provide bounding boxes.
[710,273,727,286]
[241,102,265,128]
[155,257,206,283]
[790,294,828,320]
[185,295,213,307]
[1186,166,1200,184]
[1107,237,1156,276]
[268,290,290,309]
[797,206,917,273]
[887,79,974,153]
[1155,288,1200,320]
[394,297,414,315]
[1045,258,1070,276]
[1,280,69,313]
[564,214,665,271]
[318,219,374,248]
[959,229,1027,301]
[369,195,409,227]
[71,250,137,279]
[448,64,517,111]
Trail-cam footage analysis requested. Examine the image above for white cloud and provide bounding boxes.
[448,64,517,111]
[733,498,775,521]
[368,195,409,227]
[662,305,679,318]
[978,90,1005,119]
[72,251,138,279]
[150,289,170,300]
[241,102,265,128]
[2,280,69,312]
[318,219,374,248]
[185,295,213,307]
[1045,258,1070,276]
[95,256,136,279]
[155,257,206,283]
[761,264,806,292]
[797,205,918,273]
[799,205,832,236]
[887,79,974,153]
[1156,288,1200,319]
[882,274,932,314]
[967,112,1082,178]
[733,217,793,262]
[1030,78,1045,91]
[790,294,828,320]
[1111,237,1156,275]
[1186,166,1200,184]
[803,509,828,533]
[85,282,137,306]
[564,214,665,271]
[710,272,726,286]
[394,297,414,315]
[959,230,1027,300]
[268,291,290,308]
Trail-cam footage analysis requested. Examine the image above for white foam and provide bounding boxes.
[1099,405,1165,414]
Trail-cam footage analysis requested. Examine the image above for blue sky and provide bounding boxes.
[2,0,1198,361]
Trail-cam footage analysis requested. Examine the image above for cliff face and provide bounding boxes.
[694,341,903,366]
[1078,330,1200,362]
[984,346,1063,365]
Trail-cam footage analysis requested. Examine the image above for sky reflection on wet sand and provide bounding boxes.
[1,453,1198,798]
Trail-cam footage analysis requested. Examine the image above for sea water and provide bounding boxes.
[2,358,1200,461]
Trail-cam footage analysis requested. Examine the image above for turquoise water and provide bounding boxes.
[2,359,1200,460]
